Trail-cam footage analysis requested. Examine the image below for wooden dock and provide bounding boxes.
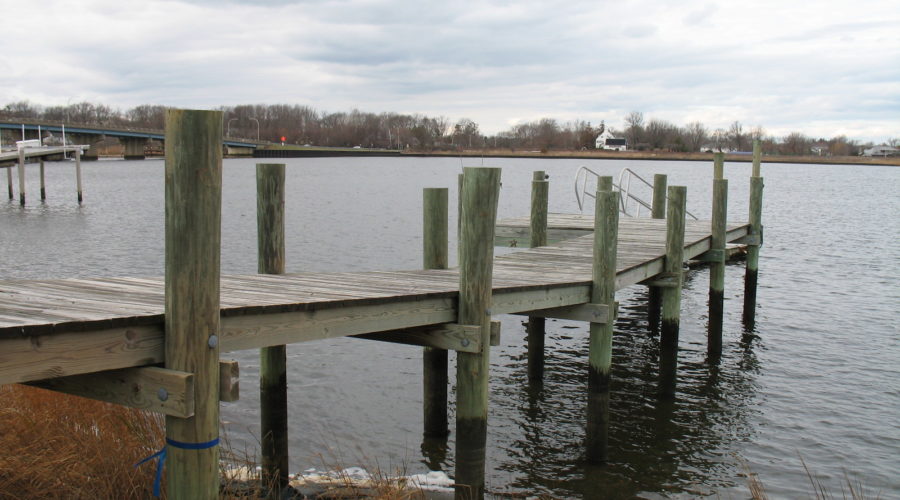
[1,145,89,204]
[0,110,764,499]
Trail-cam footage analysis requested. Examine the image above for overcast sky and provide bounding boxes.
[2,0,898,141]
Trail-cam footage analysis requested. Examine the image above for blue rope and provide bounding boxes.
[135,437,220,497]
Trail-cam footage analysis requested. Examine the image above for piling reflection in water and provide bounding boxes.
[473,264,762,498]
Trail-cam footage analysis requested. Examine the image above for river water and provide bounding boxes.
[1,156,898,499]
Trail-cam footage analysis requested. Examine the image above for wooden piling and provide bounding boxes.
[586,176,618,463]
[17,148,25,205]
[455,167,501,500]
[423,187,450,437]
[527,171,549,381]
[647,174,667,333]
[713,152,724,180]
[75,148,83,204]
[6,167,12,200]
[257,163,289,495]
[708,177,728,359]
[39,159,46,201]
[164,109,223,500]
[744,141,764,325]
[659,186,686,398]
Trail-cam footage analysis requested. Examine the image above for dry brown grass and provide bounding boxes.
[0,384,164,499]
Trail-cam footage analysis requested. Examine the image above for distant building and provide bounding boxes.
[862,146,899,157]
[595,128,627,151]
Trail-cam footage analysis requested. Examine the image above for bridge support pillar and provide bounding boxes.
[68,134,102,161]
[122,137,147,160]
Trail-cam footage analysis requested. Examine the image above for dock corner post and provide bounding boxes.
[647,174,668,333]
[423,187,450,438]
[164,109,223,499]
[75,148,83,204]
[744,140,764,325]
[17,147,25,205]
[709,173,728,360]
[527,170,549,381]
[257,162,289,496]
[454,167,501,500]
[39,159,46,201]
[586,176,618,463]
[659,186,686,398]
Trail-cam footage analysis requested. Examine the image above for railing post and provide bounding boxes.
[744,140,764,325]
[454,167,501,500]
[257,163,288,496]
[527,171,549,381]
[659,186,686,398]
[17,147,25,205]
[586,176,618,463]
[709,165,728,359]
[647,174,667,333]
[423,187,450,437]
[164,109,223,499]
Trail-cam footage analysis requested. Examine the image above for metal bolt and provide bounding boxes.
[485,308,492,316]
[157,388,169,402]
[461,338,470,347]
[208,334,219,349]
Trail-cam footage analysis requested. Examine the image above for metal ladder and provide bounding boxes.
[574,166,698,220]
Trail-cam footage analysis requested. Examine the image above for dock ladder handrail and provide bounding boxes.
[575,166,699,219]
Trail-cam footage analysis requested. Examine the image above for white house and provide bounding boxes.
[862,146,898,157]
[595,128,627,151]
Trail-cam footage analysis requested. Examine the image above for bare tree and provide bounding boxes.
[728,121,747,151]
[682,121,707,152]
[624,111,644,149]
[781,132,810,155]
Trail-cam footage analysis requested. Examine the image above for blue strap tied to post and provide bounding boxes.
[135,437,220,497]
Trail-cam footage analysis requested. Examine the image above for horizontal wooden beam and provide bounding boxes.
[355,323,482,353]
[25,360,240,416]
[28,366,195,417]
[693,249,726,263]
[642,272,681,288]
[515,303,612,324]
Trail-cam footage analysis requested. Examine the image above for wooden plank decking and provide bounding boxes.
[0,217,749,385]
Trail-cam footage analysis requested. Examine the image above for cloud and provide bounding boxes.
[1,0,897,142]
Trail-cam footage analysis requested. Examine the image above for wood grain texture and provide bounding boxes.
[164,108,223,500]
[423,187,450,437]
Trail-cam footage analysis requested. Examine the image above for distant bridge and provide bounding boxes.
[0,119,263,159]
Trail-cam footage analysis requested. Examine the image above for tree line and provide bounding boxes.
[2,100,893,156]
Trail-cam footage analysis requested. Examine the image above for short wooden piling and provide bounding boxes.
[423,187,450,437]
[586,176,618,463]
[744,141,764,325]
[164,109,223,499]
[257,163,289,495]
[708,176,728,359]
[75,148,83,204]
[455,167,501,500]
[39,160,46,201]
[659,186,686,398]
[647,174,667,333]
[17,148,25,205]
[527,171,549,381]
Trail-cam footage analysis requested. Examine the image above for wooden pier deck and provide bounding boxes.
[0,217,748,386]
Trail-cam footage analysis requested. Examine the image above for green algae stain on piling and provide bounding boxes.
[455,167,501,500]
[257,162,289,496]
[423,187,450,437]
[586,177,619,463]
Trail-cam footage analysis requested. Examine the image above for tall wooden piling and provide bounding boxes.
[659,186,686,398]
[423,187,450,437]
[527,171,549,381]
[708,175,728,359]
[586,176,618,463]
[39,160,46,201]
[257,163,288,495]
[744,141,764,325]
[17,148,25,205]
[455,167,501,500]
[164,109,223,499]
[75,148,83,204]
[647,174,668,333]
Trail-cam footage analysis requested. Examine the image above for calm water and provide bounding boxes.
[2,157,898,499]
